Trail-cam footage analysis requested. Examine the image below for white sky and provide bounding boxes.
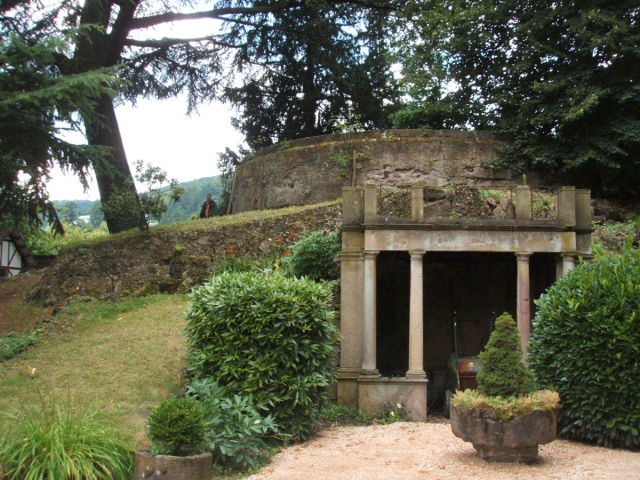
[47,97,243,201]
[46,13,244,201]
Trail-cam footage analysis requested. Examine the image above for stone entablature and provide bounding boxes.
[229,130,534,214]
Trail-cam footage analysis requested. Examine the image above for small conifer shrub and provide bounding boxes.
[147,396,208,456]
[476,312,535,397]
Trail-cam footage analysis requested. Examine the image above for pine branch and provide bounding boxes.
[128,1,303,31]
[123,36,244,49]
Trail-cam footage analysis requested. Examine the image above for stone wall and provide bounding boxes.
[30,203,341,306]
[229,130,535,214]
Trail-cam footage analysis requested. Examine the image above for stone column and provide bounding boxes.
[362,250,379,376]
[337,241,365,407]
[555,255,564,281]
[407,250,427,379]
[516,252,532,355]
[562,253,576,275]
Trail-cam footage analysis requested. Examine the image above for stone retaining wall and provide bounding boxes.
[229,130,532,214]
[29,203,341,306]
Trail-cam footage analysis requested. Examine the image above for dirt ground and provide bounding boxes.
[249,418,640,480]
[0,273,51,334]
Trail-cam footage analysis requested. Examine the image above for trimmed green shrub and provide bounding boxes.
[529,249,640,448]
[0,393,132,479]
[147,396,208,456]
[284,230,341,281]
[185,271,339,440]
[186,379,278,468]
[476,313,535,397]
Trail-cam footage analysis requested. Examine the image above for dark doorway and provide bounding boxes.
[374,251,556,390]
[376,251,410,376]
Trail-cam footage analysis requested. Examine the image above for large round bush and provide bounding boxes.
[185,271,339,440]
[529,249,640,448]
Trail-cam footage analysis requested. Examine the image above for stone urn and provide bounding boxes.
[450,403,558,462]
[134,450,213,479]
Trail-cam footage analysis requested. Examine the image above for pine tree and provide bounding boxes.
[476,313,535,397]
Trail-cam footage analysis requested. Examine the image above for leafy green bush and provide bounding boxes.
[529,249,640,448]
[375,403,406,424]
[284,230,341,281]
[476,313,535,397]
[210,256,262,275]
[185,271,339,440]
[147,396,208,456]
[186,379,278,468]
[0,393,132,479]
[0,333,37,360]
[320,405,371,426]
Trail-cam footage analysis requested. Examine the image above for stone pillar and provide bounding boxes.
[411,186,425,223]
[515,186,531,222]
[362,250,379,376]
[342,187,364,226]
[562,253,576,275]
[364,184,378,224]
[516,253,532,355]
[555,255,564,281]
[557,187,576,227]
[337,240,365,407]
[407,250,426,379]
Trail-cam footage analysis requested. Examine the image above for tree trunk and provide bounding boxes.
[86,95,143,233]
[74,0,143,233]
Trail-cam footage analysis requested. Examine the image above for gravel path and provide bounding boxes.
[249,421,640,480]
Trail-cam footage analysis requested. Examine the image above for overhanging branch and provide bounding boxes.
[124,36,244,49]
[128,1,302,31]
[127,0,404,31]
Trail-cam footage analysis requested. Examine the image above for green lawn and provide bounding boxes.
[0,294,189,448]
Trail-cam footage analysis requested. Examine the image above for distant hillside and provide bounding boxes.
[54,176,224,225]
[54,199,95,217]
[159,175,223,224]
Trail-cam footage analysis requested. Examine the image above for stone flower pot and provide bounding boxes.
[134,450,213,479]
[450,403,558,462]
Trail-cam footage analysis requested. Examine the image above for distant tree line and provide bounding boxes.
[55,176,223,228]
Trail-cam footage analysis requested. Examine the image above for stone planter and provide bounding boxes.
[450,403,557,462]
[134,450,213,479]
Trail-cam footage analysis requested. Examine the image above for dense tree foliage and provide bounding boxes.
[224,4,400,149]
[0,32,120,234]
[2,0,405,233]
[394,1,640,197]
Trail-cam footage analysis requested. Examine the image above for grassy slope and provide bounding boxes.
[0,294,188,448]
[61,199,341,248]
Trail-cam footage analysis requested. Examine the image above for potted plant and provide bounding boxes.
[134,396,212,479]
[450,313,559,462]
